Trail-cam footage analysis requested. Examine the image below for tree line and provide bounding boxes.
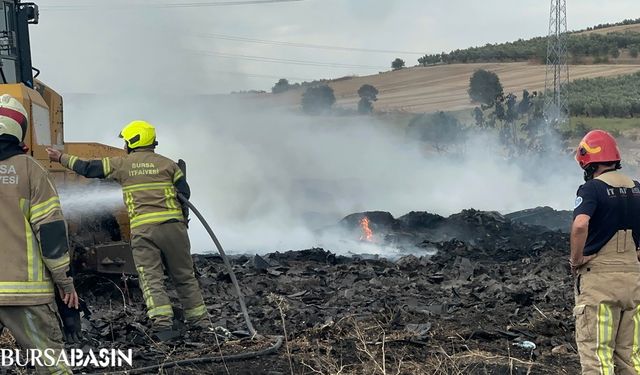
[417,31,640,66]
[585,18,640,32]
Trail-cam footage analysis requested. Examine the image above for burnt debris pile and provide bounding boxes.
[505,206,573,233]
[338,208,570,259]
[72,207,578,374]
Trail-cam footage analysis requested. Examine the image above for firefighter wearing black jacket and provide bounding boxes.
[571,129,640,374]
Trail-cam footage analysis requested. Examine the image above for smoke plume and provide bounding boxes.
[61,94,581,254]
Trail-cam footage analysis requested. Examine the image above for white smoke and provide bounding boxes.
[61,94,581,254]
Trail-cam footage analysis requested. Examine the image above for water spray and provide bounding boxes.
[58,182,124,216]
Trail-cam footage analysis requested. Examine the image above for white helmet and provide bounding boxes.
[0,94,28,142]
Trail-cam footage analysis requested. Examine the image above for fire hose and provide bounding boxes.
[177,193,257,338]
[107,336,284,374]
[96,335,284,375]
[90,195,282,374]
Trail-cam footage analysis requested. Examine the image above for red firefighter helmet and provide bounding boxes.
[575,130,621,169]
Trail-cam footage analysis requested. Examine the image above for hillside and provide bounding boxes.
[256,20,640,114]
[262,63,640,113]
[417,31,640,66]
[578,23,640,35]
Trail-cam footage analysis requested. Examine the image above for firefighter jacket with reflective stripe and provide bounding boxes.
[0,154,73,305]
[60,149,190,234]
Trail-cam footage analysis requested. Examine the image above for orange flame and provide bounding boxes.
[359,217,374,242]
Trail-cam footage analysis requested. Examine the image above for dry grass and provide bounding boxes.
[298,343,545,375]
[0,328,17,348]
[269,293,295,375]
[0,329,28,375]
[285,313,563,375]
[298,317,405,375]
[254,62,640,113]
[422,349,540,375]
[576,23,640,35]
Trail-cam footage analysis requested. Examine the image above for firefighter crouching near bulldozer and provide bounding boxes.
[571,129,640,374]
[46,121,210,339]
[0,94,78,374]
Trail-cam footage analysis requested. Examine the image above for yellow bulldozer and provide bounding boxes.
[1,0,136,274]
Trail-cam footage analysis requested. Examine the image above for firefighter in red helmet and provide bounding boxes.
[571,129,640,374]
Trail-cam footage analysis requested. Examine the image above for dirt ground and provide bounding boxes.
[37,207,583,375]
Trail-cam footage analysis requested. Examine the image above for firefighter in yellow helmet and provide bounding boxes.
[46,121,210,340]
[0,94,77,375]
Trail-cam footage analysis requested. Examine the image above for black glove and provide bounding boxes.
[55,292,83,344]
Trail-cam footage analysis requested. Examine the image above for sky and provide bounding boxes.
[30,0,640,95]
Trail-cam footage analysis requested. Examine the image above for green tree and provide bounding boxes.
[358,100,373,114]
[505,93,518,124]
[358,84,379,101]
[518,90,533,115]
[406,111,466,151]
[272,78,291,94]
[468,69,504,106]
[473,107,486,128]
[391,58,406,71]
[357,84,379,114]
[610,47,621,59]
[301,85,336,114]
[494,101,506,121]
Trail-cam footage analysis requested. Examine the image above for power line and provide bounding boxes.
[211,70,314,81]
[190,50,388,70]
[41,0,305,10]
[194,32,425,55]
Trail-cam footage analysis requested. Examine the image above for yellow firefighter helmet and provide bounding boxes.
[119,120,157,149]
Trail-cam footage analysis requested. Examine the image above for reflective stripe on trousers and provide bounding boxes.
[575,230,640,375]
[184,304,207,320]
[596,303,615,374]
[137,266,173,319]
[633,306,640,373]
[23,309,71,375]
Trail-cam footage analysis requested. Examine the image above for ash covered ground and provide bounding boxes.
[65,207,577,375]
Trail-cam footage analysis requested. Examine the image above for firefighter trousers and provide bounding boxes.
[0,303,72,374]
[574,230,640,375]
[131,221,208,328]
